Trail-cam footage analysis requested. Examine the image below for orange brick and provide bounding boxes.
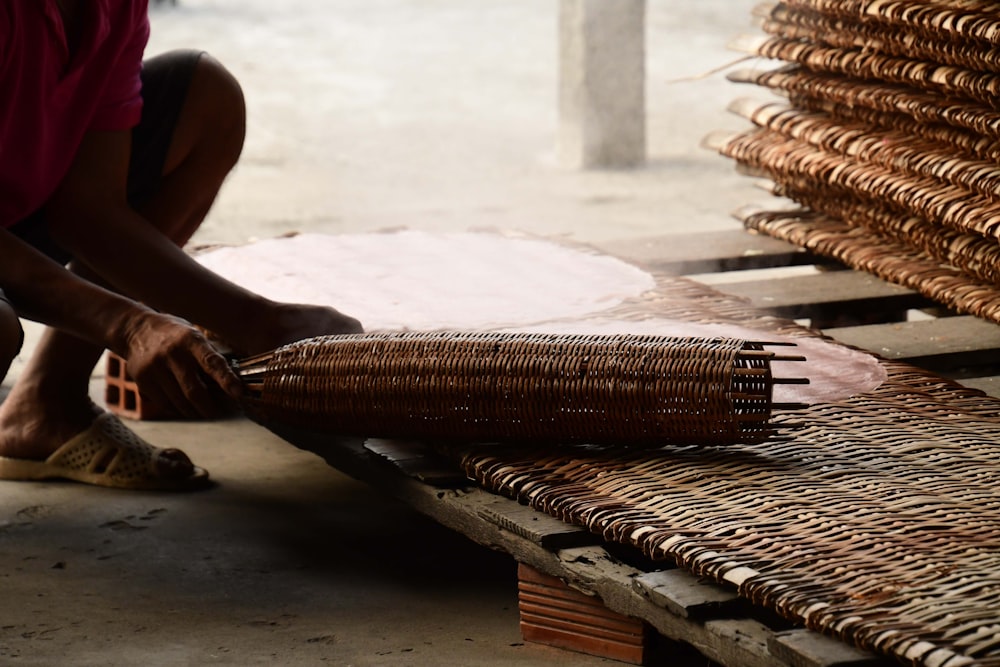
[104,352,174,420]
[518,563,649,665]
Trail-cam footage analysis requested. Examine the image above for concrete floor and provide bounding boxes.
[1,1,763,664]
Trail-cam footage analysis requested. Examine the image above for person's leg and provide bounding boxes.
[0,51,233,464]
[131,51,245,246]
[129,53,361,354]
[0,291,22,383]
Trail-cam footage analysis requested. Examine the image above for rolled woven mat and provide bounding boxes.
[234,331,807,447]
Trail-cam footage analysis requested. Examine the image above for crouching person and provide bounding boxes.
[0,1,361,490]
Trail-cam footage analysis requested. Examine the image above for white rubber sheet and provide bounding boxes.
[196,230,886,405]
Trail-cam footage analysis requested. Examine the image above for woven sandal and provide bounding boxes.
[0,413,210,490]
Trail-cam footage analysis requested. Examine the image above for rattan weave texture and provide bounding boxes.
[722,128,1000,241]
[236,331,796,446]
[722,0,1000,324]
[769,184,1000,286]
[740,207,1000,324]
[780,0,1000,43]
[450,277,1000,667]
[729,68,1000,146]
[462,374,1000,666]
[760,5,1000,71]
[754,37,1000,105]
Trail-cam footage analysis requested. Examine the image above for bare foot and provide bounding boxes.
[0,383,195,478]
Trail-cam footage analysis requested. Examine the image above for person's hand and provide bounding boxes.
[120,310,243,419]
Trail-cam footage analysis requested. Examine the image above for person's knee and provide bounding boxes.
[190,53,246,166]
[0,298,23,379]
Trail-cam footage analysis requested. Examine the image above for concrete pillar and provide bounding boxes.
[558,0,646,169]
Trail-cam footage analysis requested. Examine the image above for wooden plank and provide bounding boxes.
[272,426,780,666]
[699,619,782,667]
[476,498,598,550]
[959,376,1000,398]
[711,271,929,326]
[555,546,863,667]
[768,630,885,667]
[558,545,783,667]
[363,438,470,486]
[634,569,744,621]
[824,316,1000,377]
[594,230,817,275]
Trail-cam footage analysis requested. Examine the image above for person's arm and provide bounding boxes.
[44,129,361,355]
[0,227,243,416]
[46,129,269,335]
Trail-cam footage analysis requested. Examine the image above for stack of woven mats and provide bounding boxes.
[240,274,1000,667]
[715,0,1000,323]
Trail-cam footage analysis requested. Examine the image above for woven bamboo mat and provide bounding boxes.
[457,275,1000,667]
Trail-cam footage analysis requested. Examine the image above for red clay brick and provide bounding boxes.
[104,352,173,420]
[518,563,649,665]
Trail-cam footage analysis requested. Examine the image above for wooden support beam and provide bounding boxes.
[269,405,892,667]
[824,316,1000,378]
[712,271,929,327]
[594,230,819,275]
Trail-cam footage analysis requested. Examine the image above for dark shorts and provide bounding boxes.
[7,49,205,265]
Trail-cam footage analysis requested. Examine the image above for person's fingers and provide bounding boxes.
[125,315,246,417]
[170,359,222,420]
[174,350,238,418]
[137,368,200,419]
[154,347,216,419]
[198,348,243,402]
[342,314,364,334]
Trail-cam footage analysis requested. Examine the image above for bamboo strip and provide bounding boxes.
[719,128,1000,242]
[728,67,1000,141]
[762,3,1000,71]
[782,0,1000,44]
[752,37,1000,108]
[772,182,1000,286]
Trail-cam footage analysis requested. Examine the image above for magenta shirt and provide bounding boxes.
[0,0,150,227]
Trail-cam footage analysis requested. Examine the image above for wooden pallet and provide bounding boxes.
[275,229,1000,667]
[275,427,888,667]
